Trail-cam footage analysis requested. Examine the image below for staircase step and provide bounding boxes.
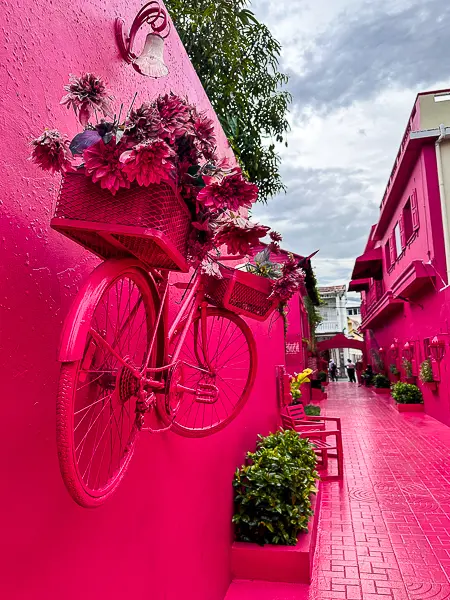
[224,580,310,599]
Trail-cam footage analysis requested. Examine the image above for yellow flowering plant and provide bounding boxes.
[289,368,313,401]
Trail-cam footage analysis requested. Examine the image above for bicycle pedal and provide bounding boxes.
[195,383,219,404]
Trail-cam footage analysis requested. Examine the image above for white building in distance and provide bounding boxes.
[317,285,362,377]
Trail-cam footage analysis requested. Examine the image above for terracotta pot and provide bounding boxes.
[374,388,391,394]
[396,403,424,412]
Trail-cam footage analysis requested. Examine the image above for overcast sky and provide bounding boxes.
[251,0,450,288]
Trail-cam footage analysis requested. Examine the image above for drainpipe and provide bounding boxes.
[435,123,450,282]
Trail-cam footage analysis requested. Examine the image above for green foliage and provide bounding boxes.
[304,404,321,416]
[419,359,434,383]
[246,248,282,279]
[402,358,413,378]
[370,348,385,372]
[317,371,327,382]
[304,295,323,351]
[391,382,423,404]
[389,363,400,376]
[165,0,291,202]
[232,430,318,545]
[373,374,391,389]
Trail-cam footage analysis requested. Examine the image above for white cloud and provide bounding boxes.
[250,0,450,286]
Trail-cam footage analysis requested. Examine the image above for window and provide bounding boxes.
[385,239,391,269]
[394,222,402,257]
[403,199,413,242]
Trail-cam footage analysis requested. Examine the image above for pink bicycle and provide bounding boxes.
[56,256,257,507]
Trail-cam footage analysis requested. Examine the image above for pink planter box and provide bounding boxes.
[396,403,424,412]
[374,388,391,395]
[231,484,322,584]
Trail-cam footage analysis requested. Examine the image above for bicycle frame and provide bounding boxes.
[88,264,214,401]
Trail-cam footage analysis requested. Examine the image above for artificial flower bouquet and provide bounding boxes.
[30,73,273,268]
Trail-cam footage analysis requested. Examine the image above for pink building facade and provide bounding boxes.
[350,90,450,426]
[0,2,318,598]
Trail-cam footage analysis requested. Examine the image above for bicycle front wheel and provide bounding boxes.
[57,265,158,507]
[160,308,257,437]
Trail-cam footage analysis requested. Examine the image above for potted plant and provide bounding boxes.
[391,382,424,412]
[402,358,416,384]
[232,430,320,583]
[373,373,391,394]
[233,430,319,546]
[289,369,313,405]
[304,404,321,416]
[419,359,438,392]
[389,363,400,381]
[317,370,328,387]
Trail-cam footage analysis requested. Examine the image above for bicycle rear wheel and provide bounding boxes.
[159,308,257,437]
[57,264,158,507]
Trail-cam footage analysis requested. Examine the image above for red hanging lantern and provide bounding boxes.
[430,336,445,362]
[378,347,386,357]
[402,341,413,361]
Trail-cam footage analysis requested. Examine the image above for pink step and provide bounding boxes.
[224,580,310,600]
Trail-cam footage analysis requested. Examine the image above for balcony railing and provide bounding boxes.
[361,280,385,321]
[316,320,340,334]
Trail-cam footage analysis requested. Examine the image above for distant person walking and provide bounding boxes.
[346,359,356,383]
[329,359,338,382]
[355,359,364,386]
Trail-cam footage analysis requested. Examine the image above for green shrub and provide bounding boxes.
[419,359,434,383]
[389,364,400,376]
[304,404,321,416]
[317,370,327,382]
[373,374,391,389]
[232,430,318,546]
[391,382,423,404]
[402,358,413,378]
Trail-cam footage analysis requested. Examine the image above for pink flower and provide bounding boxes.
[215,216,269,256]
[201,258,222,278]
[125,102,165,142]
[83,138,129,195]
[156,93,191,143]
[30,129,73,174]
[270,256,305,302]
[268,231,283,254]
[61,73,113,126]
[197,172,258,211]
[120,139,176,187]
[191,109,217,160]
[270,231,283,243]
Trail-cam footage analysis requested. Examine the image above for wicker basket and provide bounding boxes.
[205,266,278,322]
[50,172,192,272]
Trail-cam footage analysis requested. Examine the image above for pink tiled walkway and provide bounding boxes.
[227,382,450,599]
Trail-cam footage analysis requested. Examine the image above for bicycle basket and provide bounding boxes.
[205,265,278,322]
[51,172,191,272]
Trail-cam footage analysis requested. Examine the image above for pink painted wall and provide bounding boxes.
[285,293,310,374]
[0,2,285,598]
[377,146,445,290]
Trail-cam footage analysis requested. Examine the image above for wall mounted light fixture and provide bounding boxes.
[390,339,399,360]
[430,336,445,362]
[402,341,413,361]
[115,2,170,78]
